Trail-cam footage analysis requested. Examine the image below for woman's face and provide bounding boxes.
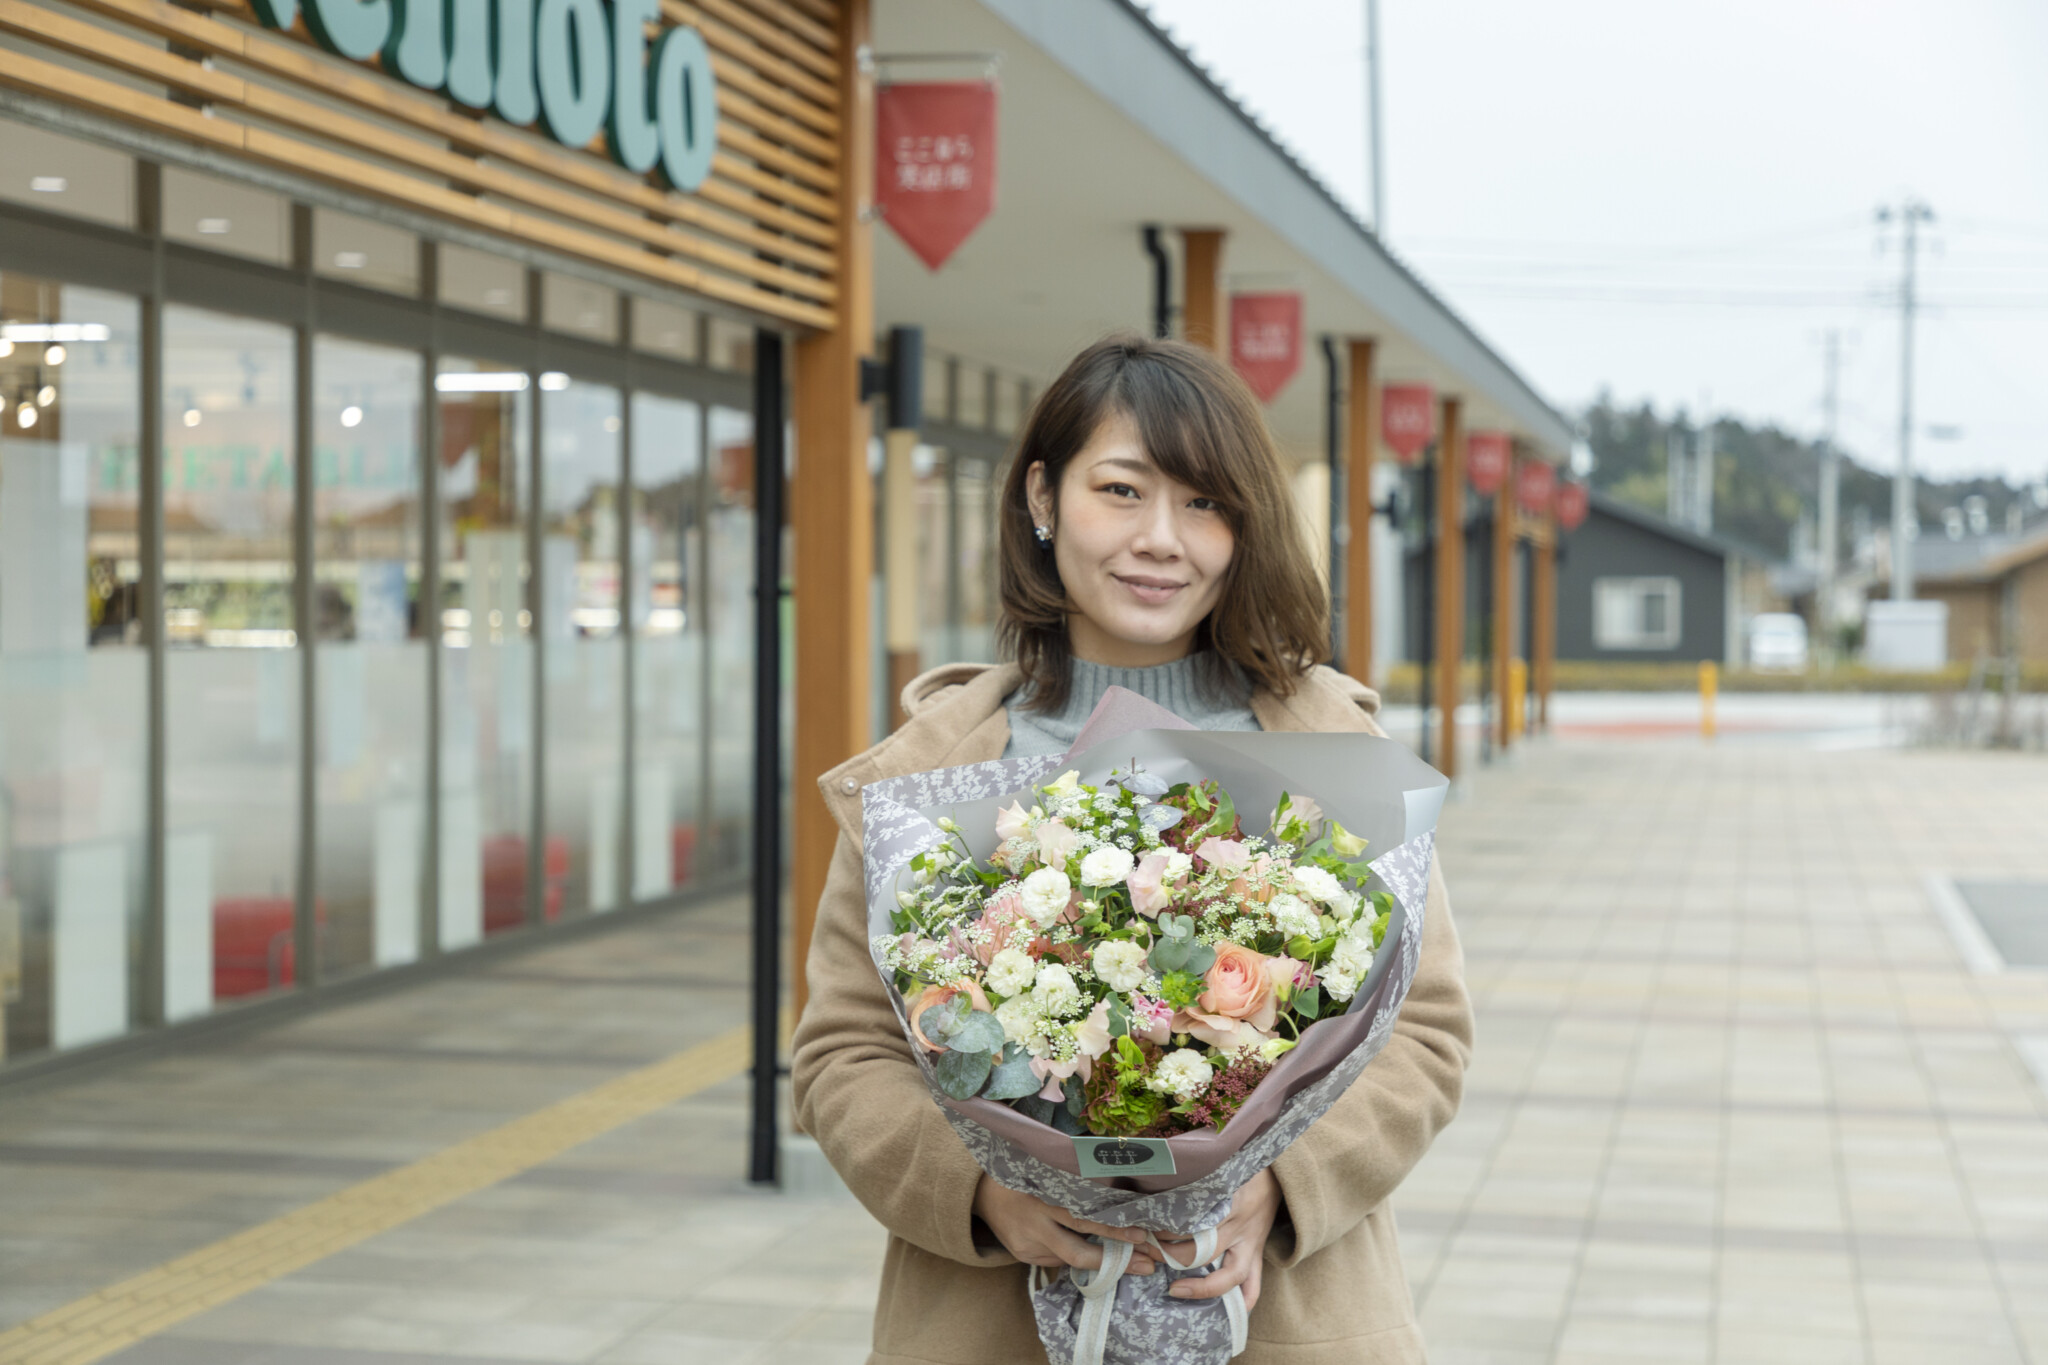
[1026,412,1236,667]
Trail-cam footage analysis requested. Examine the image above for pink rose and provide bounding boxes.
[1197,940,1277,1031]
[1194,837,1250,873]
[1172,1008,1266,1054]
[995,800,1031,843]
[1126,851,1174,917]
[908,981,993,1052]
[1035,819,1079,870]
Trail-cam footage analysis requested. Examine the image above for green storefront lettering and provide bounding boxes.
[244,0,716,192]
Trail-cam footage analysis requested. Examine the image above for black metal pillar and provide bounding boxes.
[1322,336,1344,668]
[1141,226,1171,339]
[748,328,787,1186]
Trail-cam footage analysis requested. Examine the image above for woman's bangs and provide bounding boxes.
[1115,366,1245,516]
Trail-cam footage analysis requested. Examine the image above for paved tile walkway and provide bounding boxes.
[2,735,2044,1364]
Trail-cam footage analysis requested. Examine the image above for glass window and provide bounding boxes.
[162,168,291,265]
[955,364,987,429]
[439,245,527,321]
[314,209,419,295]
[540,380,623,917]
[312,338,425,980]
[162,307,300,1013]
[704,405,754,876]
[632,298,701,363]
[1593,576,1683,651]
[706,317,753,373]
[629,393,702,899]
[541,273,618,343]
[991,377,1020,436]
[0,121,133,227]
[436,359,534,943]
[922,351,952,425]
[0,279,143,1062]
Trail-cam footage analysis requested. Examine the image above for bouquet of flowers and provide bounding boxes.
[876,766,1395,1139]
[857,689,1448,1365]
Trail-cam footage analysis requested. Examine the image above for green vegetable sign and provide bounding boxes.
[246,0,718,190]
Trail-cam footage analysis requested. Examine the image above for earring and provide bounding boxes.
[1034,524,1053,545]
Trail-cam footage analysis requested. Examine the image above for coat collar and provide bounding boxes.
[816,661,1380,845]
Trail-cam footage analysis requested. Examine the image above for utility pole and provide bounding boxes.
[1694,400,1714,534]
[1817,329,1841,647]
[1364,0,1384,235]
[1878,198,1933,600]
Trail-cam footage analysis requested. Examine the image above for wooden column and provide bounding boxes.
[791,0,875,1021]
[1533,530,1557,730]
[882,427,920,729]
[1434,397,1464,780]
[1181,229,1224,352]
[1344,340,1379,684]
[1492,468,1515,752]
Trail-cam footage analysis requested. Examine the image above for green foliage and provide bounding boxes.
[945,1010,1006,1055]
[983,1044,1042,1101]
[1081,1035,1169,1137]
[934,1046,992,1100]
[1157,970,1205,1009]
[1148,913,1214,976]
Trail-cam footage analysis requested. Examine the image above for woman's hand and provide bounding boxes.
[1155,1168,1282,1311]
[974,1175,1159,1276]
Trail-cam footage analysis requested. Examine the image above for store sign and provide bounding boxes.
[1556,480,1590,532]
[1227,293,1302,404]
[1514,459,1556,518]
[877,82,998,270]
[1466,430,1510,497]
[245,0,719,190]
[1381,384,1434,465]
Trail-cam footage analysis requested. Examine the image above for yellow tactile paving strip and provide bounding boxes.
[0,1025,752,1365]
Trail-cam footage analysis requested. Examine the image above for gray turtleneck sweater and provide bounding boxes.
[1001,654,1263,758]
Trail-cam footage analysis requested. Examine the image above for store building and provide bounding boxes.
[0,0,1574,1077]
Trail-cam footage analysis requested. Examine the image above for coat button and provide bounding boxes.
[842,778,858,793]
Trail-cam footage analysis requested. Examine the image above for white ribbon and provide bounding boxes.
[1041,1228,1248,1365]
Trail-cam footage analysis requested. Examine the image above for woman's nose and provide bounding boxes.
[1129,503,1183,558]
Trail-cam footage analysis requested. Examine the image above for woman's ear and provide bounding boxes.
[1024,460,1054,530]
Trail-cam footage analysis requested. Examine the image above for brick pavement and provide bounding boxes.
[1,735,2043,1364]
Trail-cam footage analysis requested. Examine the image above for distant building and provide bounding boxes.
[1553,492,1774,664]
[1911,528,2048,663]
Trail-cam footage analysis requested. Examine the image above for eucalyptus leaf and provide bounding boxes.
[1049,1102,1087,1136]
[934,1046,993,1100]
[984,1048,1043,1100]
[1183,942,1216,976]
[1064,1080,1088,1118]
[1140,804,1184,834]
[1120,765,1171,798]
[925,992,968,1039]
[1105,995,1133,1038]
[1151,938,1189,973]
[1016,1094,1057,1126]
[947,1010,1006,1055]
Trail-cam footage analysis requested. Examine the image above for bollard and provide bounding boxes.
[1508,658,1527,739]
[1699,660,1718,741]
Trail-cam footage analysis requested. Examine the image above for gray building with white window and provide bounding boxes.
[1556,491,1762,663]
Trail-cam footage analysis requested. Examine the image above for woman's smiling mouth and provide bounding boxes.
[1113,573,1188,605]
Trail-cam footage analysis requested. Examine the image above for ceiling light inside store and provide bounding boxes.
[2,324,109,343]
[29,176,66,192]
[333,251,369,269]
[340,405,363,427]
[16,403,36,429]
[197,218,231,235]
[434,372,529,393]
[182,408,201,427]
[539,371,569,390]
[44,344,65,366]
[37,385,55,407]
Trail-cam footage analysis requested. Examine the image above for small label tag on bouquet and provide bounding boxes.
[1072,1136,1176,1178]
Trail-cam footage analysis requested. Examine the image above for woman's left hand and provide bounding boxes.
[1154,1168,1281,1311]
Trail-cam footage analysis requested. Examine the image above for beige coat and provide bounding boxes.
[792,662,1474,1364]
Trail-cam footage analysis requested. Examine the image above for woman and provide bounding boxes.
[792,335,1473,1364]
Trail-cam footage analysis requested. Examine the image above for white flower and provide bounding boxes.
[1020,867,1073,928]
[1291,865,1346,907]
[1268,892,1320,940]
[986,947,1036,997]
[1079,846,1135,887]
[995,994,1045,1051]
[1033,962,1082,1017]
[1091,940,1150,993]
[1318,931,1375,1004]
[1260,1036,1297,1062]
[1043,770,1082,799]
[1163,851,1194,883]
[1149,1048,1215,1101]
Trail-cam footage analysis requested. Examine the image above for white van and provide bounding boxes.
[1748,613,1810,672]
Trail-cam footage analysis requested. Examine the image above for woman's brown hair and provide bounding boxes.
[996,334,1329,712]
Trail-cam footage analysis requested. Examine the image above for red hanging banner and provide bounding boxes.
[1515,459,1557,518]
[1466,431,1511,497]
[1381,384,1434,464]
[1556,480,1590,532]
[876,82,998,272]
[1228,293,1303,403]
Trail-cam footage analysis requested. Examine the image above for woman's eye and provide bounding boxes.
[1189,496,1220,512]
[1101,482,1139,499]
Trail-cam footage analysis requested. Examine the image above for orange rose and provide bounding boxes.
[908,981,993,1052]
[1196,940,1277,1031]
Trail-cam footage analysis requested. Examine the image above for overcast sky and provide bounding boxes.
[1142,0,2048,487]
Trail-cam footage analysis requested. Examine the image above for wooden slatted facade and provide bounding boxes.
[0,0,844,330]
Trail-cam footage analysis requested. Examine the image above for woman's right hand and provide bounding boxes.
[973,1175,1158,1276]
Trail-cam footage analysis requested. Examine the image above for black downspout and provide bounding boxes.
[1141,226,1171,339]
[1322,336,1344,669]
[747,329,786,1187]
